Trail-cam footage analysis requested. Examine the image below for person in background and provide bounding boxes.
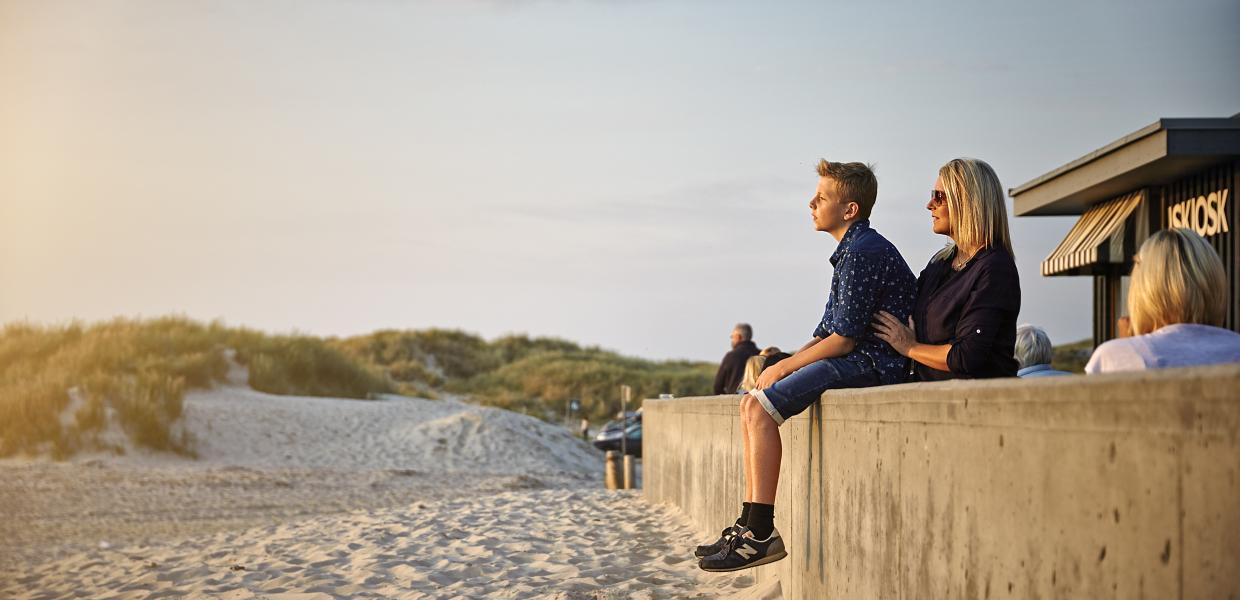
[579,417,590,441]
[1116,315,1134,339]
[759,351,791,374]
[1014,324,1071,377]
[713,323,760,395]
[1086,229,1240,373]
[873,158,1020,381]
[737,355,767,393]
[734,347,791,391]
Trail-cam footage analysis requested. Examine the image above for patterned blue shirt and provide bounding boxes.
[812,219,917,383]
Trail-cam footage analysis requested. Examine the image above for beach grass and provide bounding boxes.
[2,317,716,459]
[0,317,394,458]
[1052,338,1094,373]
[457,350,715,420]
[335,330,715,421]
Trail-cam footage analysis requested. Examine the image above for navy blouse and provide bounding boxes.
[912,246,1021,381]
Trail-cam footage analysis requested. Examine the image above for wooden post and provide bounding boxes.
[619,385,631,459]
[623,454,635,489]
[604,450,622,490]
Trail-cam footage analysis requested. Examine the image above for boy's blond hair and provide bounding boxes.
[817,159,878,220]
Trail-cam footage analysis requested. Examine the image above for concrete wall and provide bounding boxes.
[643,364,1240,599]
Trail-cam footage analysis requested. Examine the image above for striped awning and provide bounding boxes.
[1041,190,1144,276]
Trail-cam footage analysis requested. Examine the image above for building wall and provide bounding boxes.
[1155,159,1239,332]
[643,365,1240,599]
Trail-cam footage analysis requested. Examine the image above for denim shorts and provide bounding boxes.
[751,355,880,426]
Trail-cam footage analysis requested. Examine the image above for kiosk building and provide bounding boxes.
[1011,115,1240,345]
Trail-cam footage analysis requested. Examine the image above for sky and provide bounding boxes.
[2,0,1238,362]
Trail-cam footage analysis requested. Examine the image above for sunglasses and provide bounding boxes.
[929,190,947,206]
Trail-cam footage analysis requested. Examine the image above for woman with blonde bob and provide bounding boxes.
[1086,229,1240,372]
[737,355,766,392]
[873,158,1021,379]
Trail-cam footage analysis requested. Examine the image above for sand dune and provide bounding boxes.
[176,386,603,476]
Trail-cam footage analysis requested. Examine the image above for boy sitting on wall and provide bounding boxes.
[696,160,916,572]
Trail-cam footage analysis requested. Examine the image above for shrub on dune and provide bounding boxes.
[459,350,715,422]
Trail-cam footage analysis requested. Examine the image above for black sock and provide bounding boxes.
[747,503,775,539]
[736,502,752,527]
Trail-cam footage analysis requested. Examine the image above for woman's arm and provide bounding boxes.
[907,341,951,371]
[871,311,951,371]
[876,254,1020,377]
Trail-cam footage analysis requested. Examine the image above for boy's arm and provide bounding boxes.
[754,334,855,391]
[793,338,820,355]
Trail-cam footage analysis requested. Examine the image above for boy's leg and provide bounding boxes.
[742,395,780,505]
[742,407,754,503]
[701,358,878,572]
[693,401,752,559]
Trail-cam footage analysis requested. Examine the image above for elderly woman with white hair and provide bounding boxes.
[1086,229,1240,372]
[1014,324,1071,377]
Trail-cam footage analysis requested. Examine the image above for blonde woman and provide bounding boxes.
[737,355,766,392]
[873,158,1021,379]
[1086,229,1240,372]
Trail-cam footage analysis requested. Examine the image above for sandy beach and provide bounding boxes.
[0,385,772,598]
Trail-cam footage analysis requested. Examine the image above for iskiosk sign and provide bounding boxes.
[1167,188,1230,237]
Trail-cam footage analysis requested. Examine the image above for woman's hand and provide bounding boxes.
[872,311,916,356]
[753,361,790,391]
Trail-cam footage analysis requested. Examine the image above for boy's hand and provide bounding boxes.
[872,311,916,356]
[753,362,790,391]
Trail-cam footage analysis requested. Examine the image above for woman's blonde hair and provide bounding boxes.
[932,158,1014,262]
[1127,228,1228,335]
[738,355,767,392]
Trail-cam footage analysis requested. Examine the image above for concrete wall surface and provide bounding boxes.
[643,364,1240,600]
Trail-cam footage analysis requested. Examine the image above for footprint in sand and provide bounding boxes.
[506,551,550,565]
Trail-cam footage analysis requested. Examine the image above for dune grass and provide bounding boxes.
[457,350,716,421]
[335,330,714,422]
[2,318,714,459]
[1052,338,1094,373]
[0,317,394,458]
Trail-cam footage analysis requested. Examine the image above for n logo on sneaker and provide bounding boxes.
[735,544,757,559]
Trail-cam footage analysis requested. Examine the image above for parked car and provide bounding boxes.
[593,410,640,439]
[592,416,642,457]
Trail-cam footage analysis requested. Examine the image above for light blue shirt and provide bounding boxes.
[1017,363,1072,378]
[1086,323,1240,373]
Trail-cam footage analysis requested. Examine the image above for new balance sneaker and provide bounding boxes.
[698,526,787,572]
[693,524,741,558]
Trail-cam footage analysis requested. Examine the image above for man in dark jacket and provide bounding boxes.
[713,323,759,394]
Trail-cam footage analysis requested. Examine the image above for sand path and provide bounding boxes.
[3,489,779,599]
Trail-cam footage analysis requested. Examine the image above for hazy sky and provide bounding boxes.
[2,0,1238,361]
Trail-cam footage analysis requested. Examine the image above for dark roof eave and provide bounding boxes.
[1010,120,1163,198]
[1010,117,1240,216]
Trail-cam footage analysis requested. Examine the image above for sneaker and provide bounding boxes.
[693,524,740,558]
[698,526,787,572]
